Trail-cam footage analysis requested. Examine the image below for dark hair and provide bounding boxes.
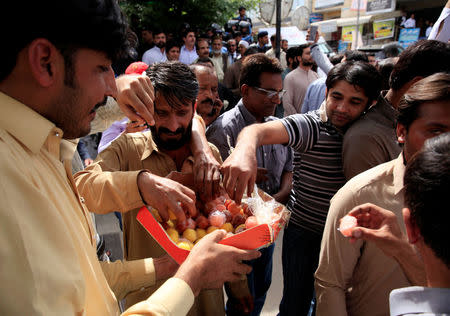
[389,40,450,91]
[377,57,397,91]
[2,0,129,82]
[183,29,195,39]
[196,38,209,50]
[152,28,165,37]
[146,61,198,108]
[193,58,215,68]
[329,53,344,65]
[166,40,181,52]
[270,34,277,42]
[397,72,450,131]
[243,46,259,57]
[404,132,450,268]
[295,43,311,57]
[240,53,283,88]
[344,50,369,62]
[286,47,298,67]
[326,61,382,107]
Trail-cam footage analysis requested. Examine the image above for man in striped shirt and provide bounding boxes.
[221,61,381,316]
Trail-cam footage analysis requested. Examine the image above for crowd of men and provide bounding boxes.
[1,0,449,315]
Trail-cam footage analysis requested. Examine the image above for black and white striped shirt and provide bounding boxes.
[281,110,346,235]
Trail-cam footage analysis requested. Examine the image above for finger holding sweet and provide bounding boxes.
[137,171,196,223]
[344,203,406,257]
[221,146,257,203]
[115,73,155,126]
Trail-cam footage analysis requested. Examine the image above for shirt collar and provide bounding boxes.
[393,153,406,195]
[141,131,159,161]
[237,99,261,124]
[318,100,328,123]
[0,91,62,155]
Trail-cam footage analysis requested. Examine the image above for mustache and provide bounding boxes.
[158,126,185,135]
[92,97,108,112]
[200,98,214,106]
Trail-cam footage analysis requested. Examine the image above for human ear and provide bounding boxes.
[397,123,407,144]
[402,207,421,244]
[27,39,59,88]
[241,84,249,97]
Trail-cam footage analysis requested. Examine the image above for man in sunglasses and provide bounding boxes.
[220,60,382,315]
[206,53,293,315]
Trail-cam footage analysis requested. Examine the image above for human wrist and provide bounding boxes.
[174,260,203,296]
[154,256,179,281]
[137,170,153,205]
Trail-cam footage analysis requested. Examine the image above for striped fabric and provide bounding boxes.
[281,110,346,235]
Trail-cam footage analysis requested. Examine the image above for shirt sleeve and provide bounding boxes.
[301,85,313,114]
[74,134,144,214]
[314,185,364,316]
[101,258,156,301]
[280,114,317,152]
[311,45,333,75]
[342,123,400,180]
[121,278,195,316]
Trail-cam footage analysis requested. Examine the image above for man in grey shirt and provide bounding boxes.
[207,54,292,315]
[343,40,450,180]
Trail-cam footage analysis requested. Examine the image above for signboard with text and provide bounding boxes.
[341,25,364,42]
[373,18,395,40]
[366,0,396,14]
[398,27,420,48]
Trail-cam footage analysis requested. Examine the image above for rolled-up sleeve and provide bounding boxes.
[74,136,144,214]
[122,278,194,316]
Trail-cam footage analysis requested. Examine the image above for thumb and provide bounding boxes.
[352,226,377,241]
[207,229,227,242]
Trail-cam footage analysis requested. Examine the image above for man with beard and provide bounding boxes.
[75,61,227,315]
[283,44,319,115]
[207,54,293,315]
[219,61,381,315]
[142,29,167,65]
[210,36,228,82]
[190,64,223,126]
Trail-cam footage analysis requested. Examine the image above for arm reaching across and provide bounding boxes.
[221,120,289,203]
[346,203,426,286]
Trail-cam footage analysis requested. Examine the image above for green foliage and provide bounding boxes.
[119,0,259,35]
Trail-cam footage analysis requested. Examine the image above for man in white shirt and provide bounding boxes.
[142,29,167,65]
[283,44,319,115]
[179,30,198,65]
[404,14,416,28]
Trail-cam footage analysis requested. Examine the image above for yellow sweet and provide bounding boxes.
[168,210,177,220]
[150,208,163,222]
[206,226,219,234]
[182,228,197,243]
[220,222,234,233]
[196,228,206,240]
[177,240,194,250]
[166,228,179,243]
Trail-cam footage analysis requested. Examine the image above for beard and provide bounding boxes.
[155,41,166,48]
[302,60,314,67]
[150,121,192,151]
